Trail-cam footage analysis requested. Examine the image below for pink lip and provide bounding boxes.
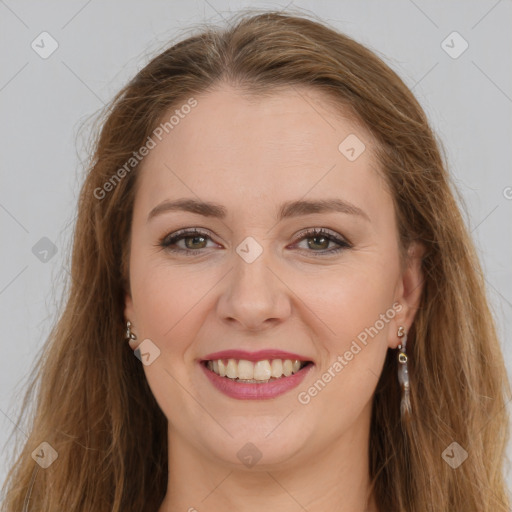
[200,361,314,400]
[200,349,313,363]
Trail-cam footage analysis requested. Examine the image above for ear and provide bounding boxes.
[124,292,140,350]
[388,241,426,349]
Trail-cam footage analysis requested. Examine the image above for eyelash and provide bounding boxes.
[157,227,352,257]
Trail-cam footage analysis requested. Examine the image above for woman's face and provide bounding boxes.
[124,83,423,469]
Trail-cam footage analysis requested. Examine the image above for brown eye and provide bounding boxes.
[182,234,208,250]
[306,234,330,250]
[293,228,351,256]
[160,229,216,255]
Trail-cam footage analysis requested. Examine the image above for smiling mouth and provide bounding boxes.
[202,358,313,383]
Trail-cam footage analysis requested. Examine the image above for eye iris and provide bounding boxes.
[308,235,329,250]
[185,235,207,249]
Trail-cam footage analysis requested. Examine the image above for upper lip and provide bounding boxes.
[201,349,313,363]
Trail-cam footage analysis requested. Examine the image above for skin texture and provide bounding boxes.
[124,83,425,512]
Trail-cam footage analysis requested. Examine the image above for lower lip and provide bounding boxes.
[200,361,314,400]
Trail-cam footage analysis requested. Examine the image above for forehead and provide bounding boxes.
[134,84,390,222]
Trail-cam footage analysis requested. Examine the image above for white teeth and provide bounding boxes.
[253,360,272,380]
[226,359,237,379]
[270,359,283,378]
[206,358,308,381]
[283,359,293,376]
[238,359,254,379]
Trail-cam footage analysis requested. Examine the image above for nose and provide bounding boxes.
[216,245,292,332]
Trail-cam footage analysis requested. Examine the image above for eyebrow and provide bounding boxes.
[147,197,370,223]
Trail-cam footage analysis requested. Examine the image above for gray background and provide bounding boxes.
[1,0,511,496]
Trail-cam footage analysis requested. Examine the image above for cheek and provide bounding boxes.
[290,254,399,411]
[130,258,209,416]
[295,256,398,344]
[293,271,396,432]
[129,250,199,351]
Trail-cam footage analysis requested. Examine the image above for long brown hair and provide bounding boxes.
[2,9,510,511]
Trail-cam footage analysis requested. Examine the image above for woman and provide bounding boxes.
[2,10,510,512]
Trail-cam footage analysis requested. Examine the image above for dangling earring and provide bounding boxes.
[397,326,411,419]
[125,320,137,346]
